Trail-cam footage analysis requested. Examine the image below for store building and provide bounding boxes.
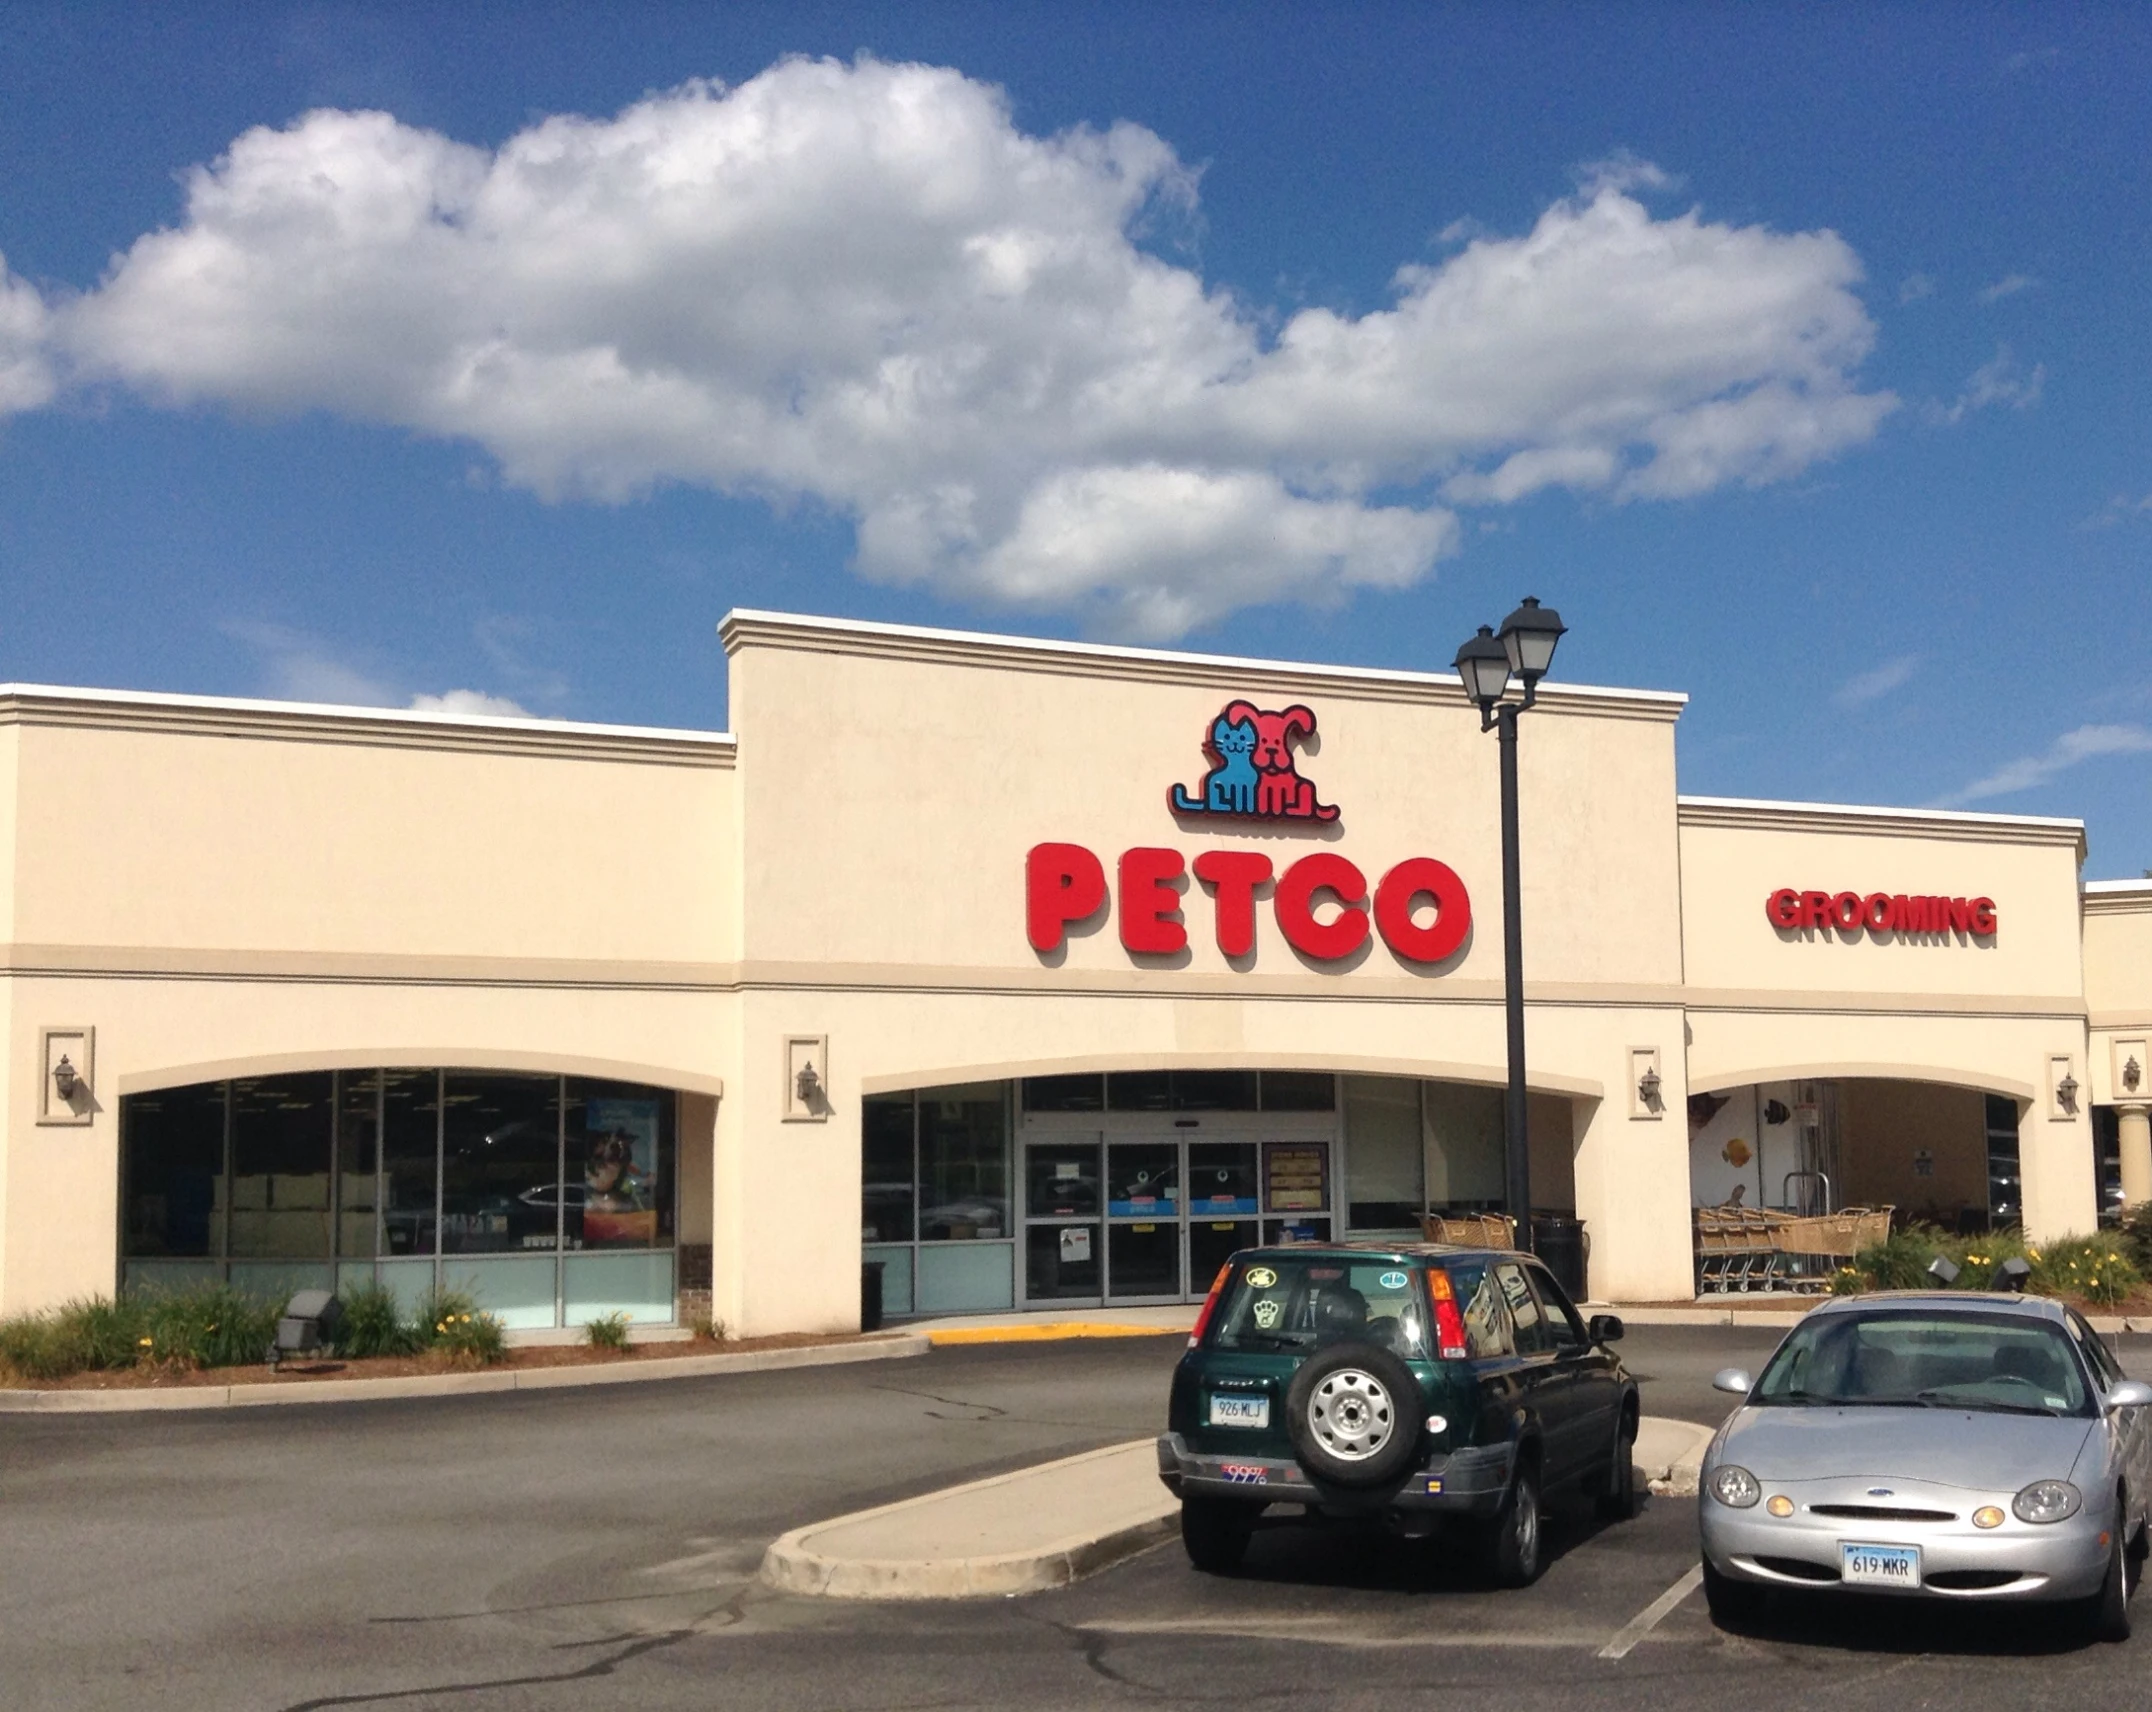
[4,610,2149,1332]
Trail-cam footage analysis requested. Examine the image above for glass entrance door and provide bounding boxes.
[1104,1142,1181,1302]
[1023,1138,1102,1301]
[1186,1141,1259,1289]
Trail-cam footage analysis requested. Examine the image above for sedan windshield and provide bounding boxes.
[1754,1311,2093,1416]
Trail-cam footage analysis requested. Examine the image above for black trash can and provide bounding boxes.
[860,1260,886,1333]
[1530,1214,1588,1304]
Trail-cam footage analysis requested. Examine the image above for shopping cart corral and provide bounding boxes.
[1693,1204,1893,1294]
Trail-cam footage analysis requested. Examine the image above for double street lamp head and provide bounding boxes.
[1453,596,1566,726]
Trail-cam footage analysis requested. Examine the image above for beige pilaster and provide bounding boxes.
[2119,1104,2152,1211]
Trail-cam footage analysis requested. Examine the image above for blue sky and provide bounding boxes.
[1,4,2147,875]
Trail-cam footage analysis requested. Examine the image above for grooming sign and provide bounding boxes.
[1026,699,1472,966]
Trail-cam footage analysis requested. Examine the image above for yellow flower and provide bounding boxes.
[137,1336,153,1347]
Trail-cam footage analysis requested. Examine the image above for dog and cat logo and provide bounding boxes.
[1169,699,1340,823]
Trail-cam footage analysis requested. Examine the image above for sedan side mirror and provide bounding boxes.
[2107,1379,2152,1410]
[1587,1313,1624,1345]
[1712,1367,1755,1396]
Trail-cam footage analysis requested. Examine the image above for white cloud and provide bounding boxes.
[1897,272,1936,304]
[1977,273,2037,303]
[1927,345,2044,425]
[1936,723,2152,806]
[224,619,400,705]
[2083,491,2152,529]
[226,619,535,714]
[28,58,1894,638]
[409,687,535,717]
[0,253,56,414]
[1833,653,1920,708]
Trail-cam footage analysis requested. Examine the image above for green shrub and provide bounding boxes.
[418,1289,506,1365]
[2115,1203,2152,1278]
[333,1280,422,1359]
[138,1285,280,1370]
[585,1311,632,1351]
[2028,1236,2142,1308]
[1842,1226,1946,1291]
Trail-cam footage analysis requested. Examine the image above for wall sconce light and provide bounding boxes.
[2057,1072,2080,1116]
[795,1061,823,1108]
[1926,1255,1961,1287]
[52,1055,79,1102]
[1995,1256,2032,1293]
[2127,1056,2144,1095]
[1637,1066,1662,1112]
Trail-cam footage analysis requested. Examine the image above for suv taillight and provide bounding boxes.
[1189,1263,1233,1349]
[1428,1268,1469,1359]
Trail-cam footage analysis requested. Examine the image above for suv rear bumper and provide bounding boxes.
[1155,1432,1513,1516]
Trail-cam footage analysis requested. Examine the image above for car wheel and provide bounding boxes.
[1180,1497,1256,1575]
[1481,1460,1544,1588]
[1283,1340,1422,1489]
[2080,1512,2133,1643]
[1701,1557,1765,1625]
[1594,1406,1638,1522]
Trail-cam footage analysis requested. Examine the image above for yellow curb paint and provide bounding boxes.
[926,1323,1186,1346]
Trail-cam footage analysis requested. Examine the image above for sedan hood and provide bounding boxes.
[1717,1405,2094,1489]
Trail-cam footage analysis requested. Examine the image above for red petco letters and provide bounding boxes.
[1027,842,1471,965]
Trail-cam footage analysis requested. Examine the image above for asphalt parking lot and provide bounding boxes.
[3,1325,2150,1711]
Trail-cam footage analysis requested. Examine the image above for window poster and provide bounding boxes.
[584,1098,659,1245]
[1263,1143,1329,1212]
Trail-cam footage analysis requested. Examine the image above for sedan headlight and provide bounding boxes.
[2011,1480,2083,1525]
[1710,1465,1762,1508]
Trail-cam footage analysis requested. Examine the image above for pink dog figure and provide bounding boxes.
[1225,700,1340,822]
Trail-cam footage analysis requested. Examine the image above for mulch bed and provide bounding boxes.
[3,1330,899,1391]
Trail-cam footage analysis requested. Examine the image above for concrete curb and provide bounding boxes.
[925,1322,1186,1347]
[760,1439,1176,1600]
[1598,1306,1812,1328]
[1638,1417,1719,1498]
[0,1333,929,1414]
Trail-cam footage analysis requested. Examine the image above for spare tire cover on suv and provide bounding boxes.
[1285,1340,1422,1487]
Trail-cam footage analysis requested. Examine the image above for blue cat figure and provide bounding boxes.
[1171,715,1260,815]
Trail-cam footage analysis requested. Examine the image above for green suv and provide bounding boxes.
[1156,1242,1638,1583]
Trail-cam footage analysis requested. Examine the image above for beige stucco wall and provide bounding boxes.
[709,616,1698,1318]
[1,617,2127,1327]
[2085,888,2152,1107]
[1678,800,2095,1240]
[0,694,739,1316]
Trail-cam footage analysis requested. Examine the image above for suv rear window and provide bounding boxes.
[1210,1259,1429,1358]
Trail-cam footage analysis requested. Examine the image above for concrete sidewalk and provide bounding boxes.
[0,1333,929,1413]
[761,1416,1716,1600]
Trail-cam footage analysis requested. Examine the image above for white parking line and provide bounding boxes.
[1597,1564,1704,1660]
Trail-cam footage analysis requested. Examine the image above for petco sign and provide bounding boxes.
[1027,845,1472,964]
[1027,697,1470,966]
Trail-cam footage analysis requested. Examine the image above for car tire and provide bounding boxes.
[2080,1511,2133,1644]
[1701,1557,1765,1625]
[1594,1406,1638,1522]
[1284,1340,1422,1489]
[1180,1497,1256,1575]
[1480,1459,1545,1588]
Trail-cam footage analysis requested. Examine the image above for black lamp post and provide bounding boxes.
[1453,597,1567,1247]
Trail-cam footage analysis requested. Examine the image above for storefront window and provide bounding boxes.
[381,1069,441,1257]
[1021,1074,1105,1112]
[1106,1070,1259,1112]
[229,1073,334,1260]
[1260,1071,1337,1112]
[1345,1075,1425,1229]
[441,1074,559,1254]
[862,1093,916,1243]
[920,1083,1010,1240]
[123,1081,226,1258]
[121,1069,682,1325]
[565,1077,675,1249]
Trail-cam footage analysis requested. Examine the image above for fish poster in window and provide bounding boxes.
[584,1099,659,1245]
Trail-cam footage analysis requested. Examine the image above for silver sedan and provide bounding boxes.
[1698,1291,2152,1641]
